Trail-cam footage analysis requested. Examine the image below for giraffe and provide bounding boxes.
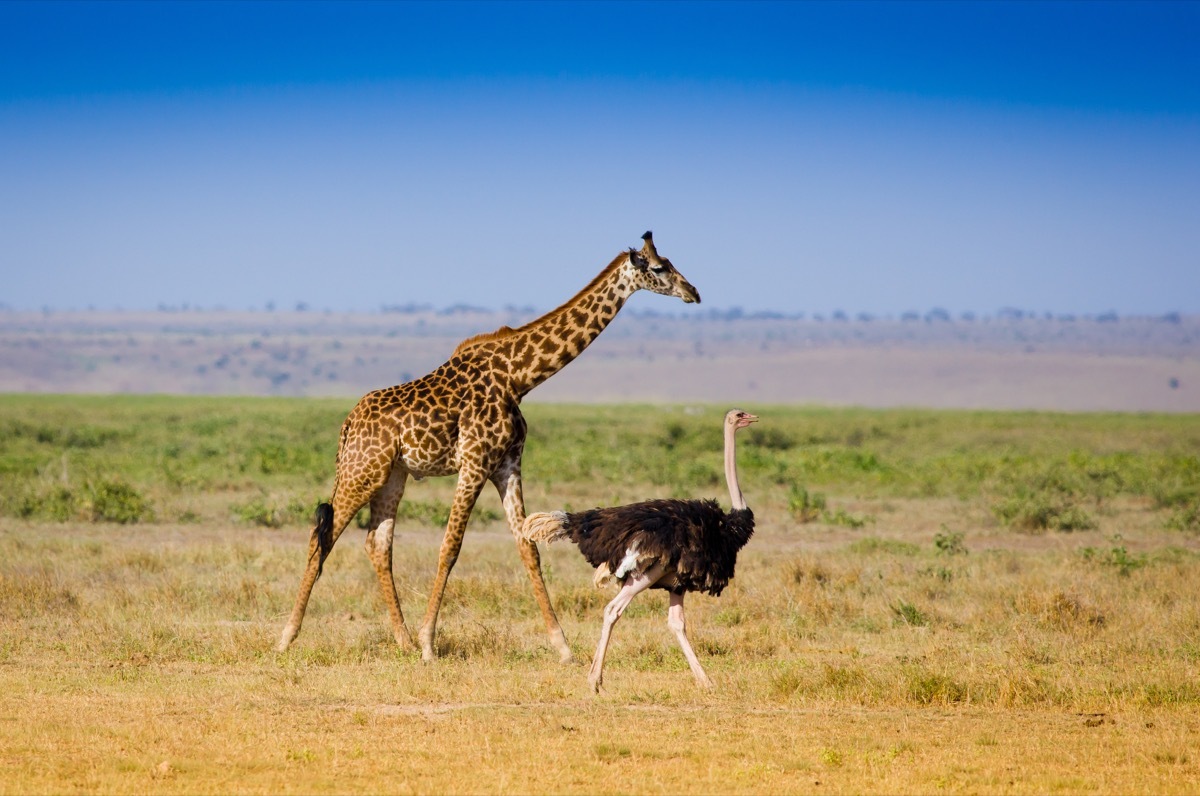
[277,231,701,662]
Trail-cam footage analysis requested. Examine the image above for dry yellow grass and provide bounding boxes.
[2,501,1199,794]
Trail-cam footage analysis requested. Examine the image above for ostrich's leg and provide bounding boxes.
[667,591,712,688]
[588,562,665,693]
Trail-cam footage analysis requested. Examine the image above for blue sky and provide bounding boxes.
[2,1,1198,315]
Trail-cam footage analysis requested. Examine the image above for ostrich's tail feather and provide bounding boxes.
[519,511,570,543]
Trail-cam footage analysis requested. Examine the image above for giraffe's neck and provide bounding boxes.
[499,255,636,398]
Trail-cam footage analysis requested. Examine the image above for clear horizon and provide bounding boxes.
[2,1,1198,316]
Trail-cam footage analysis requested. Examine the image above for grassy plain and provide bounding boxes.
[2,395,1200,793]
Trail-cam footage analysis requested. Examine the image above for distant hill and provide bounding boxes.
[1,308,1196,412]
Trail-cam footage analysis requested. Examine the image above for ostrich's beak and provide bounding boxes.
[739,413,759,428]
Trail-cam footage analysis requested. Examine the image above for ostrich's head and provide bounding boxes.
[626,231,700,304]
[725,408,759,431]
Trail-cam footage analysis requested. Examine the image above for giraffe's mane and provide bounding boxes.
[451,251,630,355]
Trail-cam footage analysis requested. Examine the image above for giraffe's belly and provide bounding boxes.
[397,440,460,480]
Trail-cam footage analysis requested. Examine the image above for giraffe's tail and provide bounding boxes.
[519,511,570,543]
[310,502,335,575]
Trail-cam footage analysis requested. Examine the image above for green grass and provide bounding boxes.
[3,396,1198,536]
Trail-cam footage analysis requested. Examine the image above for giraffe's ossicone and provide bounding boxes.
[277,232,700,661]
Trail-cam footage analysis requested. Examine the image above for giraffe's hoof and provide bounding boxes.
[417,625,436,661]
[276,627,297,653]
[550,629,573,664]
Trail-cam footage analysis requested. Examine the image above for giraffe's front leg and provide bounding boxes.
[493,461,573,664]
[418,469,487,661]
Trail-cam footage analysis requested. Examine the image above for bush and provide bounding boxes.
[90,480,154,524]
[1165,502,1200,533]
[891,600,929,627]
[934,528,968,556]
[824,507,873,528]
[905,667,968,704]
[1081,543,1147,577]
[994,492,1096,532]
[788,486,826,523]
[12,485,81,522]
[234,495,314,528]
[745,427,795,451]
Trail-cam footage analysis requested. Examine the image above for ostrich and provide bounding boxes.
[521,408,758,691]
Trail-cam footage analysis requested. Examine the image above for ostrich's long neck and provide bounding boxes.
[725,425,747,511]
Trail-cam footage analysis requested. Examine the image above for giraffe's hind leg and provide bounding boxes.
[277,488,363,652]
[364,465,416,650]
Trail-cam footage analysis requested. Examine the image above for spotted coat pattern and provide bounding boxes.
[278,232,701,661]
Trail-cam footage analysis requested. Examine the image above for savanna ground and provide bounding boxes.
[2,395,1200,793]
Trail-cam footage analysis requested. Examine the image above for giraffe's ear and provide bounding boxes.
[629,249,648,270]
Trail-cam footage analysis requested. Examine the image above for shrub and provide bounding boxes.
[235,499,284,528]
[904,667,968,704]
[1081,544,1147,577]
[1165,502,1200,533]
[891,600,929,627]
[934,528,967,556]
[745,427,795,451]
[824,507,873,528]
[787,486,826,523]
[13,485,81,522]
[787,488,872,528]
[233,494,314,528]
[994,492,1096,532]
[658,422,688,451]
[90,480,154,524]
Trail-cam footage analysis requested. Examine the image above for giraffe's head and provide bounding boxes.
[627,231,701,304]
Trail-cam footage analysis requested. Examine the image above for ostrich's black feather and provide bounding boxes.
[562,499,754,596]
